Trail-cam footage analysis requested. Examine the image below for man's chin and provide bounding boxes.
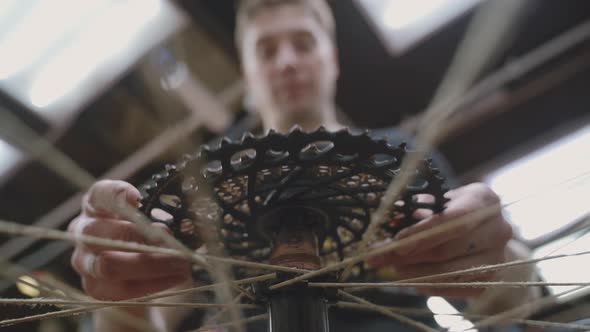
[287,107,312,115]
[280,100,316,115]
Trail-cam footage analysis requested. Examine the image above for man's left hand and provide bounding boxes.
[369,183,513,298]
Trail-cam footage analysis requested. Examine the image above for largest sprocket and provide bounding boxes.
[138,127,448,277]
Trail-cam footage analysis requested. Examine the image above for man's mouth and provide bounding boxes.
[278,82,309,99]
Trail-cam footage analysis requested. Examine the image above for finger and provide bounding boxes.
[392,248,505,282]
[82,275,190,301]
[71,247,92,277]
[95,252,191,281]
[443,182,498,201]
[393,186,501,255]
[413,270,493,297]
[398,194,492,241]
[73,249,191,280]
[83,180,140,219]
[69,217,172,252]
[394,217,513,265]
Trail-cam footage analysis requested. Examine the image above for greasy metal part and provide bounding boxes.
[138,127,449,278]
[138,127,449,331]
[267,213,328,332]
[268,285,329,332]
[268,220,321,270]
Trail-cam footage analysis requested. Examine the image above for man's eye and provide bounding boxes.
[293,35,316,53]
[258,44,277,61]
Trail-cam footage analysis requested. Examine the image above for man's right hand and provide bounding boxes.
[68,180,192,301]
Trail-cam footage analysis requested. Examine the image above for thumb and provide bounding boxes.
[83,180,141,218]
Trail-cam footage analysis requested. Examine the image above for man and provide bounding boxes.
[69,0,540,330]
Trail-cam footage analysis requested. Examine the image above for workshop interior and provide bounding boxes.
[0,0,589,331]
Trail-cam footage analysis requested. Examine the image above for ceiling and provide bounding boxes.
[181,0,590,173]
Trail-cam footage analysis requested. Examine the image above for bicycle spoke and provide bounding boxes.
[345,18,590,273]
[189,314,269,332]
[335,302,590,331]
[471,286,589,330]
[1,15,589,332]
[270,201,503,289]
[394,250,590,284]
[202,294,246,326]
[338,291,438,332]
[0,259,157,331]
[310,281,590,289]
[0,219,306,274]
[0,298,258,309]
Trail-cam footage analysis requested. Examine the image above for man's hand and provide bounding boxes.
[68,180,192,301]
[369,183,513,298]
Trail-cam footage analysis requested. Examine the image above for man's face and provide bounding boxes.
[240,4,338,122]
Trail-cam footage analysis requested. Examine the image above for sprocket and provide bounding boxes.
[138,127,448,277]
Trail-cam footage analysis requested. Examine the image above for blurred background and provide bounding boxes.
[0,0,589,330]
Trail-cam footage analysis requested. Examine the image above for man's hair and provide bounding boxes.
[235,0,336,53]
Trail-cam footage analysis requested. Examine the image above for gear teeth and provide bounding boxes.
[430,176,445,186]
[346,127,360,136]
[138,125,449,275]
[201,144,213,153]
[376,138,390,148]
[339,127,350,134]
[139,190,149,200]
[220,137,233,147]
[289,124,303,134]
[181,154,193,162]
[442,190,451,200]
[142,180,158,193]
[240,132,255,144]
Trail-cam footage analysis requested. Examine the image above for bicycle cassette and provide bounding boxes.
[139,127,448,276]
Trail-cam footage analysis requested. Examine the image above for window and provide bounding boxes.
[484,124,590,242]
[0,0,184,127]
[355,0,482,55]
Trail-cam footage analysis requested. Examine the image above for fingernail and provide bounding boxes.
[114,189,124,202]
[108,191,126,216]
[84,254,101,278]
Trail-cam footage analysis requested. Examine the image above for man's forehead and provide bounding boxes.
[243,4,323,43]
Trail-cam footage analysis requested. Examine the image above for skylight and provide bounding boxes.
[355,0,482,54]
[0,0,185,127]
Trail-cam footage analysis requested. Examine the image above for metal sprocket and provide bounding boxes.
[138,127,448,277]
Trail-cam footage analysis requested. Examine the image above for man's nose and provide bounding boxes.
[275,44,300,72]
